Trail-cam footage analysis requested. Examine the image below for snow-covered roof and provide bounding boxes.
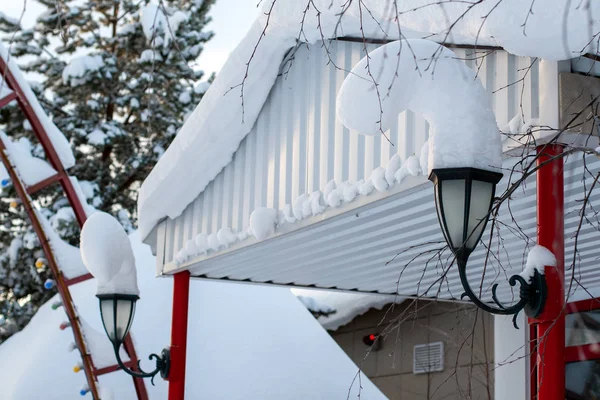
[138,0,600,239]
[293,288,404,331]
[0,233,385,399]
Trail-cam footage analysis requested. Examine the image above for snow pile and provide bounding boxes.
[297,295,335,316]
[337,39,501,174]
[139,0,597,239]
[86,128,107,145]
[140,2,188,48]
[69,177,96,217]
[80,212,139,296]
[8,237,22,268]
[0,233,385,399]
[173,152,424,266]
[178,91,191,105]
[36,210,88,279]
[501,113,540,137]
[263,0,600,60]
[0,131,56,186]
[194,81,210,94]
[519,245,557,282]
[293,288,404,331]
[0,42,76,168]
[249,207,278,241]
[0,11,19,31]
[62,55,105,87]
[138,49,162,64]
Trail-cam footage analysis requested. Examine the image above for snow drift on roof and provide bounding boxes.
[293,288,403,331]
[138,0,600,239]
[0,232,385,399]
[337,39,501,173]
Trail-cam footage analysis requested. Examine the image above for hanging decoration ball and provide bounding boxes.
[73,364,82,373]
[79,387,89,396]
[9,200,18,208]
[44,279,55,290]
[35,258,46,269]
[59,321,71,330]
[1,179,10,187]
[51,301,63,310]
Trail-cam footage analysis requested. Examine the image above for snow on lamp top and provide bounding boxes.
[520,245,557,282]
[336,39,502,174]
[80,212,139,296]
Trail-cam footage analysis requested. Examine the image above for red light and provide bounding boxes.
[362,333,381,350]
[362,333,379,346]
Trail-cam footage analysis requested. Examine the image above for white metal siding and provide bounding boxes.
[182,153,600,306]
[159,40,541,269]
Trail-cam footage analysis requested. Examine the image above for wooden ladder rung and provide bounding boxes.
[26,173,63,195]
[64,273,93,286]
[0,91,17,109]
[94,361,135,376]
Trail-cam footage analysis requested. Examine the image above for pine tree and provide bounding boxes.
[0,0,215,342]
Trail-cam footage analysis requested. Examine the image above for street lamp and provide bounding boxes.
[429,167,547,328]
[81,211,171,384]
[97,293,170,384]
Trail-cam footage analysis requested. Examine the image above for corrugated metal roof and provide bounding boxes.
[157,40,543,273]
[169,152,600,306]
[148,39,600,305]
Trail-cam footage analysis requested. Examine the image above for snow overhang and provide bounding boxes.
[166,153,600,307]
[138,0,600,241]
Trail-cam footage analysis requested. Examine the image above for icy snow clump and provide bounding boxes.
[337,39,501,174]
[519,245,557,282]
[62,55,105,87]
[80,212,139,296]
[249,207,278,240]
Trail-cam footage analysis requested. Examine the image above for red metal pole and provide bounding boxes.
[168,271,191,400]
[535,144,565,400]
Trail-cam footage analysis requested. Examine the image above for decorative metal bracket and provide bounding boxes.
[458,260,547,329]
[114,345,170,385]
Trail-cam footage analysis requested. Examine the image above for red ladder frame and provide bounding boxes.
[0,53,148,400]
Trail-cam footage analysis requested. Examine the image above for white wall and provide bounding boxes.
[494,314,530,400]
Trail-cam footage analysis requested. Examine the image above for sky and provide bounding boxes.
[2,0,261,77]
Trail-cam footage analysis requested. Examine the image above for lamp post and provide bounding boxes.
[97,293,170,384]
[429,167,547,328]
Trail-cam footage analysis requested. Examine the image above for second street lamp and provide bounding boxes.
[97,293,170,384]
[429,167,547,328]
[81,211,172,384]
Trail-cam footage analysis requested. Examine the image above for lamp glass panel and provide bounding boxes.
[439,179,466,249]
[126,301,136,340]
[100,299,116,341]
[115,299,135,343]
[465,180,494,250]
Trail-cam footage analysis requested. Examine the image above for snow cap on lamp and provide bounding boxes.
[80,212,139,296]
[336,39,502,175]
